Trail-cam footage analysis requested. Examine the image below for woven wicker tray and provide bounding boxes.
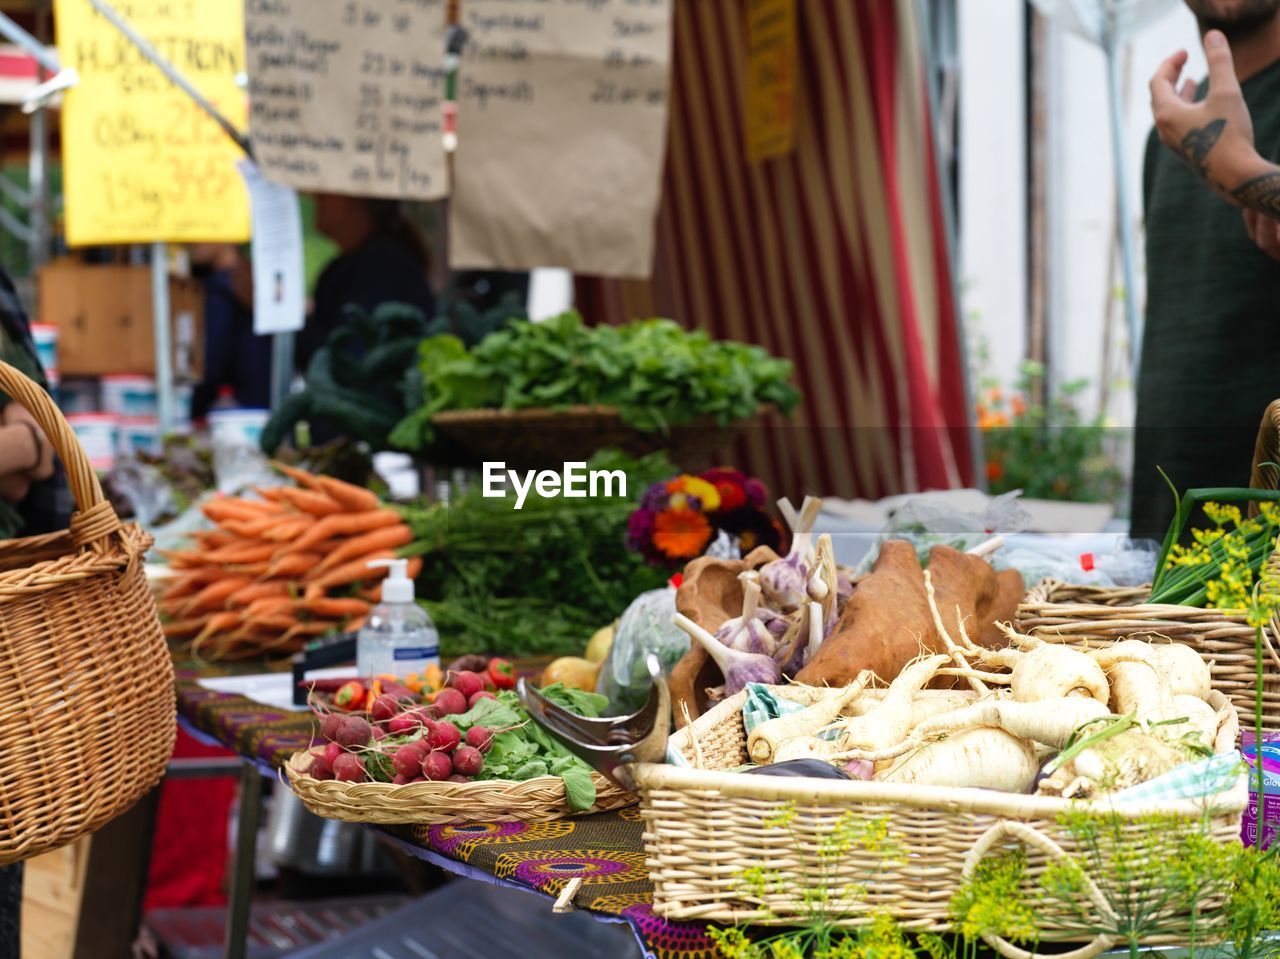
[628,683,1245,952]
[282,751,636,825]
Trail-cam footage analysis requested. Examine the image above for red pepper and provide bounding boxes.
[487,658,516,690]
[334,680,367,712]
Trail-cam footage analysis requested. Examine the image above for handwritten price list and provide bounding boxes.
[450,0,673,277]
[245,0,448,199]
[55,0,251,245]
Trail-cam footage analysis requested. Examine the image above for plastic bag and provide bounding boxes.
[992,539,1158,588]
[857,491,1032,572]
[597,584,690,713]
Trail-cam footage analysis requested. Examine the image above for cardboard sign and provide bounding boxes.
[238,161,305,335]
[244,0,449,199]
[55,0,251,246]
[745,0,797,163]
[449,0,673,278]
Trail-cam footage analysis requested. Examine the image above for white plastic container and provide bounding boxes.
[67,413,119,471]
[101,375,158,418]
[208,408,271,449]
[30,324,57,373]
[118,416,161,456]
[357,559,439,679]
[173,383,194,428]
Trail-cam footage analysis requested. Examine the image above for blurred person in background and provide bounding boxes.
[189,243,273,419]
[1134,0,1280,539]
[298,195,435,370]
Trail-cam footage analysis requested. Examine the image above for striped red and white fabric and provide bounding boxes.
[577,0,972,500]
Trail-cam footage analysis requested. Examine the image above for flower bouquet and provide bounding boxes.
[626,468,787,566]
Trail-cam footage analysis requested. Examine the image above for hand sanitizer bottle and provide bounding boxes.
[356,558,439,679]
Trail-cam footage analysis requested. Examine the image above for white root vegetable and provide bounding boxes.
[1037,727,1197,798]
[1090,640,1211,700]
[833,696,1110,763]
[1106,660,1177,722]
[1010,645,1109,703]
[822,654,951,753]
[1209,690,1240,755]
[748,672,871,763]
[1170,694,1218,747]
[878,727,1040,793]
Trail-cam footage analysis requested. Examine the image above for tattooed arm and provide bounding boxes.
[1150,30,1280,217]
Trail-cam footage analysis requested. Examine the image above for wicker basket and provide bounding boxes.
[630,684,1245,951]
[282,750,635,824]
[0,361,174,864]
[429,405,753,472]
[1018,579,1280,731]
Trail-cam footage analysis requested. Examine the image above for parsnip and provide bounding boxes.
[1170,694,1218,747]
[1090,640,1211,700]
[1106,660,1177,722]
[822,654,950,753]
[878,727,1040,793]
[939,644,1109,705]
[749,671,871,763]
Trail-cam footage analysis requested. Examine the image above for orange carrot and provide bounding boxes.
[263,552,322,580]
[191,610,245,649]
[219,518,281,539]
[278,486,344,517]
[309,524,413,577]
[204,542,278,565]
[194,530,238,549]
[299,597,370,618]
[291,510,402,553]
[304,582,326,601]
[163,567,222,599]
[226,581,291,608]
[157,549,205,569]
[162,616,210,639]
[247,596,297,617]
[254,486,288,502]
[315,475,381,513]
[261,517,315,543]
[280,621,337,642]
[272,462,323,489]
[203,497,280,523]
[309,550,398,590]
[226,561,272,577]
[183,577,254,614]
[346,615,367,632]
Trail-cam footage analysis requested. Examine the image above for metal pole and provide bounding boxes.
[270,332,294,409]
[152,242,174,433]
[85,0,252,156]
[1104,28,1142,379]
[224,761,263,959]
[0,11,59,74]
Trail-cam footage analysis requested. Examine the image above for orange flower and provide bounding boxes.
[652,508,714,559]
[1011,394,1026,417]
[986,459,1004,483]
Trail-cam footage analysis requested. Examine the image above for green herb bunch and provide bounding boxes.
[400,449,675,658]
[389,312,800,450]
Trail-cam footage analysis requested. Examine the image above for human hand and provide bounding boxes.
[1,404,53,482]
[1150,30,1258,194]
[1243,209,1280,261]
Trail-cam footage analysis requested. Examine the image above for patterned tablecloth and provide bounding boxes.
[175,672,720,959]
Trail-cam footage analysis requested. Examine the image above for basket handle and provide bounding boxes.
[0,359,123,550]
[962,820,1117,959]
[1250,400,1280,496]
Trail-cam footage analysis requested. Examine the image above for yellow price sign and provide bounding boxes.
[55,0,251,246]
[744,0,797,164]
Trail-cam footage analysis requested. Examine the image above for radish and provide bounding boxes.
[370,694,399,724]
[392,773,413,785]
[449,670,486,700]
[387,713,420,736]
[336,716,372,748]
[429,721,461,753]
[468,690,497,708]
[319,712,343,742]
[332,752,366,782]
[392,744,426,778]
[447,774,471,783]
[452,745,484,777]
[371,727,388,741]
[465,726,494,753]
[323,742,342,765]
[421,750,453,781]
[309,756,335,780]
[434,688,468,716]
[413,706,437,724]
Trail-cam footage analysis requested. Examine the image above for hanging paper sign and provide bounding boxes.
[744,0,797,164]
[55,0,251,246]
[449,0,673,278]
[238,161,305,335]
[244,0,449,199]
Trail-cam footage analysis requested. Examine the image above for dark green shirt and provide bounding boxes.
[1132,57,1280,540]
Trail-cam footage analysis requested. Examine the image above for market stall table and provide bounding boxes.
[174,670,719,959]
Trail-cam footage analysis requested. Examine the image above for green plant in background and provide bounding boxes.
[978,360,1120,503]
[390,312,801,450]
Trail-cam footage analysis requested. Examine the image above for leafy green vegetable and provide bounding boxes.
[403,449,675,658]
[392,312,801,449]
[264,296,526,455]
[450,689,605,811]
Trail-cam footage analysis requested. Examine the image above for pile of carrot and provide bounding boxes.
[159,463,419,661]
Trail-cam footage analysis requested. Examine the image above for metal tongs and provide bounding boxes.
[518,653,671,791]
